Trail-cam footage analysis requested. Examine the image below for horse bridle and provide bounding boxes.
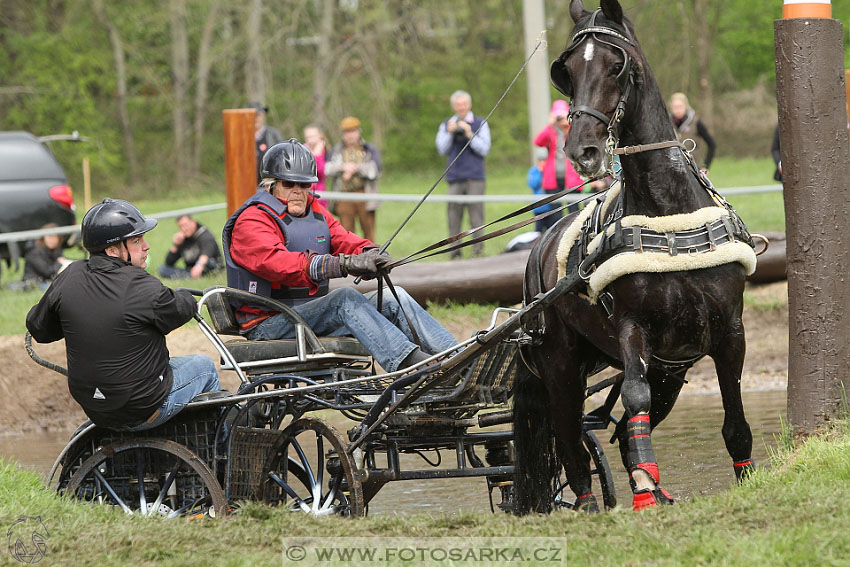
[554,11,640,171]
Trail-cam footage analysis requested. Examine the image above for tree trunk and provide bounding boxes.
[192,1,221,174]
[311,0,335,130]
[92,0,138,182]
[170,0,190,177]
[692,0,721,127]
[244,0,265,104]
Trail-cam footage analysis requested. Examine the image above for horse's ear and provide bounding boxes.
[550,58,573,98]
[600,0,624,24]
[569,0,588,24]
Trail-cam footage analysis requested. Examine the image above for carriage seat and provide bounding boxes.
[224,336,369,362]
[202,286,371,374]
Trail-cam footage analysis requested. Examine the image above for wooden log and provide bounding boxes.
[330,250,531,305]
[332,235,788,305]
[223,108,256,217]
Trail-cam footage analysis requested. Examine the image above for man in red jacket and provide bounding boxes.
[223,139,458,372]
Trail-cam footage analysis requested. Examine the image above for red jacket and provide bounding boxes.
[229,193,373,325]
[533,124,583,191]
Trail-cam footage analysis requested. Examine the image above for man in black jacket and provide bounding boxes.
[157,214,222,279]
[26,199,220,431]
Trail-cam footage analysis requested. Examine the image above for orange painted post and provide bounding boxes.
[223,108,257,217]
[782,0,831,19]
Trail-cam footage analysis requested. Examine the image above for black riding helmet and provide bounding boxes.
[261,138,319,183]
[81,198,158,253]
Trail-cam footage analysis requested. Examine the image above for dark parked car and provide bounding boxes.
[0,131,79,275]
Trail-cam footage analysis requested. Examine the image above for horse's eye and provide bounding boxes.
[610,63,624,76]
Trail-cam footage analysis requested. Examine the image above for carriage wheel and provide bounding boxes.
[554,431,617,510]
[260,417,365,517]
[65,438,227,519]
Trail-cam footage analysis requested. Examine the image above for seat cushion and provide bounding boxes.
[225,336,370,363]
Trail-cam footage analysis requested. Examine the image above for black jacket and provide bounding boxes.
[163,224,222,272]
[23,246,62,283]
[26,254,196,428]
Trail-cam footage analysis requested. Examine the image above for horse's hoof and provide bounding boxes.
[575,493,600,513]
[632,487,674,511]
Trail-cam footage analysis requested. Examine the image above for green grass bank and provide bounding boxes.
[1,418,848,566]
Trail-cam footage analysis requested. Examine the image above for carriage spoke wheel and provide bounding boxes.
[554,431,617,511]
[65,438,227,519]
[261,417,364,517]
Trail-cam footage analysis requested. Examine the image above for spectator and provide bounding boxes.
[325,117,381,243]
[249,101,283,183]
[669,92,716,173]
[19,223,72,289]
[435,90,491,259]
[27,199,220,431]
[771,124,782,182]
[223,139,458,373]
[304,124,330,207]
[157,214,222,280]
[527,147,556,233]
[533,100,584,217]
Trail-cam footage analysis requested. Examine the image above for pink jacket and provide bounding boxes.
[533,125,583,191]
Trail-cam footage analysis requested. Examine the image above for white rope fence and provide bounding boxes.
[0,184,783,245]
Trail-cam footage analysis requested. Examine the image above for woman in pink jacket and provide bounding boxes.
[533,100,584,228]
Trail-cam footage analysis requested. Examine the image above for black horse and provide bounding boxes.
[514,0,756,513]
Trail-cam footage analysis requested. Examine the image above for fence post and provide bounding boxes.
[775,0,850,436]
[222,108,256,217]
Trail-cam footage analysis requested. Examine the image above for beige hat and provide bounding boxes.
[340,116,361,131]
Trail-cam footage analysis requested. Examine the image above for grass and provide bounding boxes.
[0,157,783,335]
[2,418,849,566]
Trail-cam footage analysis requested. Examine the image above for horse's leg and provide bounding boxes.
[547,367,600,513]
[712,328,754,482]
[618,322,674,510]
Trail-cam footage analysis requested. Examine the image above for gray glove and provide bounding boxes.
[339,250,392,279]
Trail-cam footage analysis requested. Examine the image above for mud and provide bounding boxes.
[0,282,788,436]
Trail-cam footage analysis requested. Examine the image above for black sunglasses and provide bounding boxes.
[280,180,313,189]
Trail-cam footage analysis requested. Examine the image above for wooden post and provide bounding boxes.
[775,2,850,436]
[82,156,91,212]
[223,108,257,217]
[846,69,850,150]
[523,0,549,164]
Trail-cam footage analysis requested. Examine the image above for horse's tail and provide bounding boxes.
[512,357,558,514]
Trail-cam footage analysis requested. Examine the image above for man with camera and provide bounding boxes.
[435,90,491,259]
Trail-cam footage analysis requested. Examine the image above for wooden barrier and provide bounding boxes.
[222,109,256,217]
[332,238,787,305]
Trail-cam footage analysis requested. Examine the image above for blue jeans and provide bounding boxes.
[157,264,192,279]
[247,287,459,372]
[125,354,220,431]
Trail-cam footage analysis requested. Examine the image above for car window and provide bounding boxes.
[0,134,65,181]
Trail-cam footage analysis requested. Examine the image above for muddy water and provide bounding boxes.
[0,390,785,515]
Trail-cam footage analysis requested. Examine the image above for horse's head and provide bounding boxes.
[551,0,644,177]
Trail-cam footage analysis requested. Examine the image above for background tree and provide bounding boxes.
[1,0,848,198]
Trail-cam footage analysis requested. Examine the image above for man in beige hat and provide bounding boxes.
[325,116,381,242]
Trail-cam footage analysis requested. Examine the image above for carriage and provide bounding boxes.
[30,281,618,518]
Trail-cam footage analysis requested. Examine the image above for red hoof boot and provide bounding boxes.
[632,487,674,511]
[575,493,600,513]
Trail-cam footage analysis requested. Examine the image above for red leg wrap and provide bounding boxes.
[634,462,660,484]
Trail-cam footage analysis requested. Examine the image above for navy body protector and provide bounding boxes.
[222,191,331,316]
